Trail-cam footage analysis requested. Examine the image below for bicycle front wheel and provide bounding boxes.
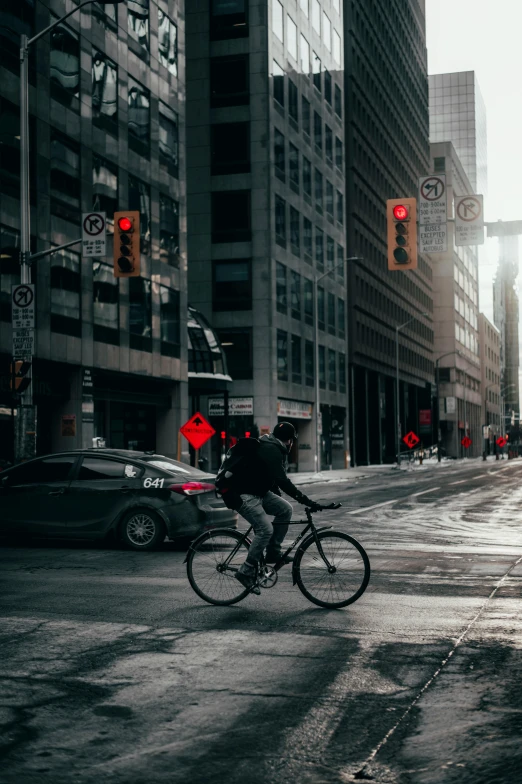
[295,531,370,609]
[186,529,251,606]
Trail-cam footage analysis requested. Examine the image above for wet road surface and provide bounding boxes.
[1,458,521,783]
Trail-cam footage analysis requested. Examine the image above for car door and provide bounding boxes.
[0,454,78,536]
[66,456,143,536]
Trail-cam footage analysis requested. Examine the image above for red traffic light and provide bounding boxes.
[245,431,251,438]
[220,431,226,440]
[393,204,409,221]
[118,216,133,232]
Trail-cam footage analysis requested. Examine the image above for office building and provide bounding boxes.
[493,234,520,433]
[478,313,501,453]
[429,141,482,457]
[344,0,434,464]
[0,1,188,462]
[186,0,347,471]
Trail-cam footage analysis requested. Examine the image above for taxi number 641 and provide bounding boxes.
[143,477,165,488]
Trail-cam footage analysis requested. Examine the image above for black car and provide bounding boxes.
[0,449,237,550]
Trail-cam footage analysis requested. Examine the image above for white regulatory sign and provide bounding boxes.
[418,175,447,224]
[419,223,447,254]
[11,283,35,329]
[455,195,484,246]
[82,212,107,257]
[12,328,34,360]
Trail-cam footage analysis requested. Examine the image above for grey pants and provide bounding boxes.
[237,492,293,576]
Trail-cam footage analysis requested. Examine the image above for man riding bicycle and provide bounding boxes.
[233,422,325,594]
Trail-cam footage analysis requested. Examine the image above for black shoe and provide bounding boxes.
[234,571,261,595]
[265,552,294,565]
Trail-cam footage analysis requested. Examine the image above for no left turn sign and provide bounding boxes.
[420,176,445,201]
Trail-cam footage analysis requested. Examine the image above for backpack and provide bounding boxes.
[215,437,260,509]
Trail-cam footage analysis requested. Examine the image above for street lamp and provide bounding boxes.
[395,313,428,464]
[435,350,462,462]
[314,257,361,473]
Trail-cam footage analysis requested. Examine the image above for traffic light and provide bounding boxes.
[113,211,140,277]
[387,198,417,270]
[9,360,31,394]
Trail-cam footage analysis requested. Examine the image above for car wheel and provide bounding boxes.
[120,509,165,551]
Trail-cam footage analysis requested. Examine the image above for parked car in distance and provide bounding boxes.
[0,449,237,550]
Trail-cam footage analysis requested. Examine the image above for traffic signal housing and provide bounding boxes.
[113,211,140,277]
[387,198,417,270]
[10,360,31,395]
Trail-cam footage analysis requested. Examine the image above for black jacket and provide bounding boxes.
[235,435,315,505]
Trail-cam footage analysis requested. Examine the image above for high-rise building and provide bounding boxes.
[0,2,188,462]
[493,234,520,433]
[478,313,501,453]
[186,0,348,472]
[344,0,434,465]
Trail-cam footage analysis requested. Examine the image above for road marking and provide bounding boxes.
[450,479,467,485]
[410,487,440,496]
[348,499,397,515]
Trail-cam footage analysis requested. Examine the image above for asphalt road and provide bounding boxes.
[1,458,521,784]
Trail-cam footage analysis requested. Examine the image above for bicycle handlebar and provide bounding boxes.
[305,502,342,512]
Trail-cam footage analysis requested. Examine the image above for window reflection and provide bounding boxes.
[160,194,179,266]
[50,132,80,223]
[93,3,117,31]
[128,176,151,253]
[0,226,21,322]
[128,77,150,156]
[129,278,152,350]
[159,103,178,177]
[160,286,180,356]
[92,52,118,132]
[158,10,177,76]
[50,21,79,107]
[51,248,81,336]
[93,155,118,229]
[128,0,149,53]
[93,261,119,344]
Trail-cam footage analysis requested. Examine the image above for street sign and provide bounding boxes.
[11,283,35,329]
[418,175,447,223]
[12,328,34,360]
[180,412,216,450]
[496,436,507,448]
[461,436,472,449]
[82,212,106,257]
[403,431,420,449]
[455,195,484,246]
[419,223,448,254]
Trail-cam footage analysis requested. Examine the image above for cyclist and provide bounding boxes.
[234,422,324,594]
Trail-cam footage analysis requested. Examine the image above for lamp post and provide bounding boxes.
[314,257,361,473]
[395,313,428,465]
[435,350,461,462]
[17,0,123,461]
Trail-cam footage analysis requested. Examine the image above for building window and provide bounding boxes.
[300,0,309,16]
[275,195,286,246]
[50,20,79,108]
[129,176,151,254]
[335,136,343,169]
[159,194,179,266]
[319,345,326,389]
[0,0,35,74]
[434,156,446,173]
[211,122,250,174]
[273,60,285,106]
[289,143,299,192]
[300,34,310,74]
[328,349,336,390]
[336,190,344,224]
[217,328,253,379]
[277,330,288,381]
[276,262,287,313]
[337,243,344,280]
[272,0,283,41]
[210,0,248,40]
[333,30,341,65]
[213,259,252,311]
[327,292,336,335]
[313,52,321,92]
[323,12,331,50]
[334,84,342,118]
[305,340,314,386]
[338,298,345,338]
[287,14,298,59]
[128,0,149,55]
[158,10,177,75]
[129,277,152,352]
[292,334,302,384]
[93,261,119,345]
[312,0,321,34]
[92,155,118,228]
[128,78,150,157]
[315,227,324,268]
[159,103,179,178]
[51,248,81,337]
[317,286,325,330]
[325,125,333,163]
[315,168,323,212]
[314,111,322,151]
[93,3,118,31]
[326,180,334,220]
[302,96,311,136]
[0,226,21,322]
[290,207,300,255]
[288,80,298,124]
[291,270,301,319]
[303,218,312,258]
[160,286,180,357]
[303,156,312,197]
[212,191,251,243]
[327,235,335,268]
[304,279,313,325]
[339,352,346,393]
[210,55,249,107]
[275,129,285,181]
[324,70,332,104]
[92,52,117,134]
[50,132,80,224]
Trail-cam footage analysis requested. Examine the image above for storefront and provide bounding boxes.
[277,398,314,472]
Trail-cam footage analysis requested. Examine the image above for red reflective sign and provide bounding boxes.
[118,216,133,232]
[461,436,472,449]
[393,204,409,221]
[180,412,216,450]
[403,431,420,449]
[496,436,507,448]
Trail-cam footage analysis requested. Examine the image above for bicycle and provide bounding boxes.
[184,504,371,609]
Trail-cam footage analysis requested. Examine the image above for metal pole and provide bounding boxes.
[395,326,400,464]
[350,364,356,467]
[314,274,320,473]
[223,388,229,454]
[436,360,441,462]
[462,366,467,458]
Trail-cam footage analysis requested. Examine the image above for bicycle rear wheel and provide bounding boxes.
[186,529,251,606]
[295,531,370,609]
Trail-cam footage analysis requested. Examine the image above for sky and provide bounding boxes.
[425,0,522,326]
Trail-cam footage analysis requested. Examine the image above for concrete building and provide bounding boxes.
[186,0,347,472]
[493,234,520,435]
[429,141,482,458]
[0,1,188,462]
[344,0,434,465]
[478,313,501,453]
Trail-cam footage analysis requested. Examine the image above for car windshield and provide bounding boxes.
[145,457,213,479]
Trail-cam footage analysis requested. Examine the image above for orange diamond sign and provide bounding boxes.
[461,436,472,449]
[403,431,420,449]
[180,412,216,450]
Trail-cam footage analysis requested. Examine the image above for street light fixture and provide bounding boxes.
[314,257,361,473]
[395,313,428,464]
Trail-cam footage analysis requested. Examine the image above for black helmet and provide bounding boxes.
[273,422,298,442]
